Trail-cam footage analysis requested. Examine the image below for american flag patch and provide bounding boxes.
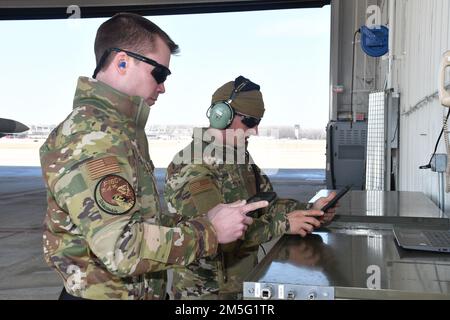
[189,179,213,195]
[86,156,121,180]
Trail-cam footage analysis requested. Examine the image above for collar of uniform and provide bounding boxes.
[193,127,223,147]
[73,77,150,130]
[192,127,249,162]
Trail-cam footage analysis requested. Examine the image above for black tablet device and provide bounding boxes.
[247,192,277,204]
[320,185,352,212]
[246,192,277,218]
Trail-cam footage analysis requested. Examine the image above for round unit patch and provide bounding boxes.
[94,175,136,215]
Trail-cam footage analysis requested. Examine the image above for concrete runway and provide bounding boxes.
[0,166,325,300]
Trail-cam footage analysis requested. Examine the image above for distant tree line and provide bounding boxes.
[147,125,327,140]
[14,124,326,140]
[258,127,326,140]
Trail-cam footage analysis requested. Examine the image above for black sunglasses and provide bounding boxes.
[236,112,261,129]
[92,48,171,84]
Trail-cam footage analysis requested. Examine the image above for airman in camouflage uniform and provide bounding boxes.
[164,77,335,299]
[40,15,263,300]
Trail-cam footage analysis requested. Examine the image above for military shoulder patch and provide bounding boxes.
[188,178,222,215]
[188,178,215,196]
[86,156,121,180]
[94,175,135,215]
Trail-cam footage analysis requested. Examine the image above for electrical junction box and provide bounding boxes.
[431,154,448,173]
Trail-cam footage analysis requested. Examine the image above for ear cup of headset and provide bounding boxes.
[207,102,234,130]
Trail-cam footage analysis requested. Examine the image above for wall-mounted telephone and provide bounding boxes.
[438,51,450,196]
[439,50,450,107]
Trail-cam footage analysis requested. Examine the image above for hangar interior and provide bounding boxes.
[1,0,450,300]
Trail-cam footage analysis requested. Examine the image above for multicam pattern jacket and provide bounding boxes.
[163,128,307,299]
[40,77,218,300]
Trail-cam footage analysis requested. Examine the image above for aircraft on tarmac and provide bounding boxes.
[0,118,29,138]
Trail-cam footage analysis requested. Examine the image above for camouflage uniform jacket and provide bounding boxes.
[40,78,218,300]
[163,128,307,299]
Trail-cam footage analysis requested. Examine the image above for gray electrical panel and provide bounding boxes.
[326,121,368,190]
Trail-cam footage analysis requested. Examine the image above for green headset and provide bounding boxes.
[206,80,250,130]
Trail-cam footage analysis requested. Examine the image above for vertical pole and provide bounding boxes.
[439,172,445,217]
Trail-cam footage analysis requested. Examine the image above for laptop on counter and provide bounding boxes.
[393,226,450,253]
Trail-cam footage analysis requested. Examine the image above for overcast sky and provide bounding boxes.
[0,6,331,129]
